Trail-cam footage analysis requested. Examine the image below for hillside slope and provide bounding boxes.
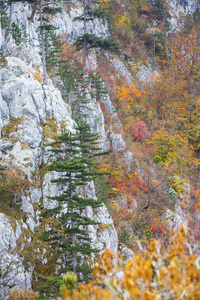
[0,0,200,297]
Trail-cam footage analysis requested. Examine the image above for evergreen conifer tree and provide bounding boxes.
[75,119,110,235]
[39,120,109,298]
[0,0,61,83]
[37,0,62,84]
[74,0,121,71]
[0,0,28,35]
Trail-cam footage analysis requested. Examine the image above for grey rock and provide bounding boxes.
[0,213,16,255]
[137,64,158,82]
[2,78,40,122]
[0,18,3,49]
[120,246,134,261]
[5,141,37,178]
[0,253,33,298]
[15,222,22,241]
[81,95,110,150]
[110,133,126,151]
[168,0,199,30]
[31,188,42,203]
[0,92,9,129]
[31,89,46,122]
[163,209,188,231]
[17,119,43,148]
[0,214,33,298]
[0,139,13,152]
[111,56,132,85]
[26,216,37,232]
[42,172,63,209]
[21,194,34,216]
[94,204,118,254]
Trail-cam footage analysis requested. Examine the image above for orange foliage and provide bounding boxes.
[99,152,148,203]
[60,226,200,300]
[118,83,142,105]
[60,34,82,68]
[98,151,157,245]
[0,168,31,196]
[150,223,167,239]
[7,289,38,300]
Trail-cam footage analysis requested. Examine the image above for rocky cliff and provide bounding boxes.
[0,2,122,296]
[0,0,198,296]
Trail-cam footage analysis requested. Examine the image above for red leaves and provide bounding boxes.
[150,223,167,238]
[133,122,146,141]
[127,198,135,209]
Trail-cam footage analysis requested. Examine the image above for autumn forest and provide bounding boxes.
[1,0,200,298]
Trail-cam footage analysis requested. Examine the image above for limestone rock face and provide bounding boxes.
[164,209,188,231]
[0,57,118,296]
[110,133,126,152]
[168,0,199,29]
[0,213,33,296]
[0,2,119,295]
[0,53,74,297]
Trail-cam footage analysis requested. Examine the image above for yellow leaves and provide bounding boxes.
[195,191,200,213]
[1,116,21,138]
[93,263,103,280]
[62,282,113,300]
[118,84,142,105]
[101,249,115,273]
[124,254,153,299]
[60,225,200,300]
[41,118,59,139]
[151,128,199,178]
[6,289,38,300]
[146,238,160,261]
[0,167,30,196]
[115,15,130,26]
[167,224,187,262]
[152,128,169,145]
[97,0,111,9]
[148,27,161,35]
[31,70,44,82]
[169,176,188,194]
[195,197,200,213]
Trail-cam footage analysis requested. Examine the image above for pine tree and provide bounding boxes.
[39,120,109,298]
[75,119,110,235]
[0,0,61,83]
[58,58,89,117]
[0,1,10,33]
[38,0,62,84]
[74,0,121,72]
[0,0,26,34]
[22,0,62,84]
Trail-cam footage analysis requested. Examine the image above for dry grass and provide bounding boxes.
[31,70,44,82]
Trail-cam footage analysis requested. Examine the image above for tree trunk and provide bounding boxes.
[29,2,37,23]
[69,171,77,274]
[82,0,87,72]
[153,36,156,71]
[180,157,183,179]
[39,0,48,85]
[9,2,13,32]
[72,221,77,275]
[84,185,89,237]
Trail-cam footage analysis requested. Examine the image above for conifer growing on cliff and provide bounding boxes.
[74,0,121,71]
[39,119,109,298]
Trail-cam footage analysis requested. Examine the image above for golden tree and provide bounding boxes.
[59,225,200,300]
